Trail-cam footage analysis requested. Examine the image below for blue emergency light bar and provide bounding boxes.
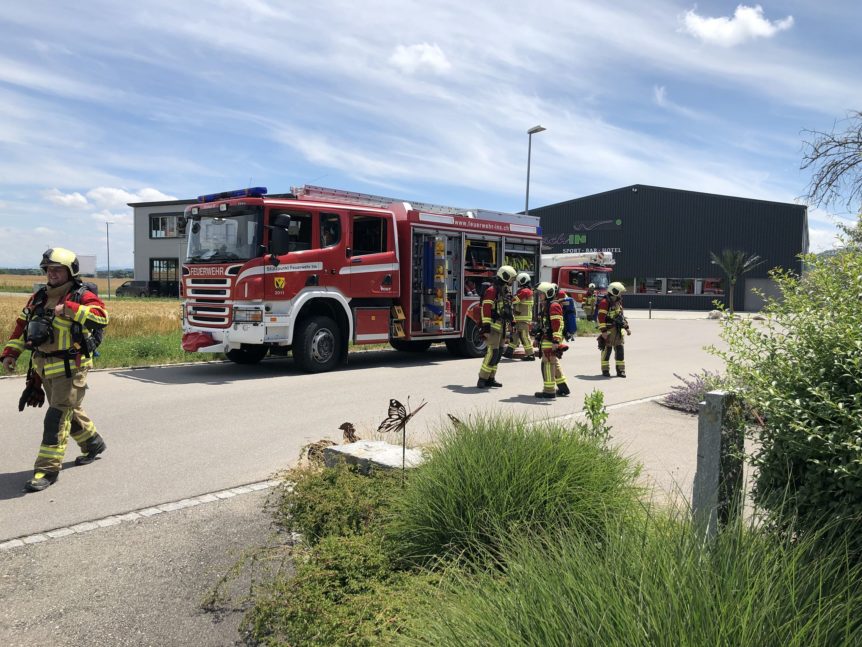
[197,187,268,202]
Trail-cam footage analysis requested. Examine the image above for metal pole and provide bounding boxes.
[106,222,112,300]
[525,133,533,216]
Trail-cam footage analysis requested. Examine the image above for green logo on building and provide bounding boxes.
[568,234,587,245]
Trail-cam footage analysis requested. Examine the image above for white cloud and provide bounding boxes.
[682,4,794,47]
[44,189,89,209]
[389,43,452,75]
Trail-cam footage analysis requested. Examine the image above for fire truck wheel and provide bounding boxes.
[293,315,340,373]
[446,319,487,358]
[225,345,268,365]
[390,339,432,352]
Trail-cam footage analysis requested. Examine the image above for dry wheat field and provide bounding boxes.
[0,294,181,342]
[0,274,116,294]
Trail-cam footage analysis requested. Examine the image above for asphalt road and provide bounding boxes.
[0,316,724,541]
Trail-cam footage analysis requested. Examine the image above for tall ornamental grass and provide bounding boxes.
[407,514,862,647]
[386,413,644,566]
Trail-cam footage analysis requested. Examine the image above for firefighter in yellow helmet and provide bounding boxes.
[476,265,517,388]
[503,271,535,361]
[1,248,109,492]
[597,281,630,377]
[583,283,598,321]
[533,282,570,399]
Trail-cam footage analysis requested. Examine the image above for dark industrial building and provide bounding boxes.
[531,184,809,311]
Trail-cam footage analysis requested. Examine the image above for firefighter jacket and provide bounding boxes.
[583,292,597,313]
[597,297,627,336]
[512,287,534,323]
[538,300,564,349]
[481,284,512,333]
[2,282,109,378]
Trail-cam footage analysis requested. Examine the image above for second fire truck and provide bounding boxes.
[180,186,542,372]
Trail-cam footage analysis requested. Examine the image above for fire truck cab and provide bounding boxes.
[180,186,542,372]
[539,251,615,305]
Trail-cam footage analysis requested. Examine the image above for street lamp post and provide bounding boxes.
[525,124,547,216]
[106,222,113,300]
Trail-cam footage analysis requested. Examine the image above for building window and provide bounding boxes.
[150,213,184,239]
[634,277,724,296]
[150,258,179,282]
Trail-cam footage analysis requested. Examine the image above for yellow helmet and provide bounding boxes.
[40,248,80,277]
[496,265,517,284]
[608,281,626,298]
[535,282,558,300]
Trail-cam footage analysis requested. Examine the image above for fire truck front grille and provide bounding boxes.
[186,277,232,327]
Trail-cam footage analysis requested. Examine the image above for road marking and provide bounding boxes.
[0,478,282,552]
[548,393,669,423]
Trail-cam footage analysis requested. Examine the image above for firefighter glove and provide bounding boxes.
[597,335,606,351]
[18,376,45,412]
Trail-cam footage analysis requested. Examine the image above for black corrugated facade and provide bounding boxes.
[530,184,808,311]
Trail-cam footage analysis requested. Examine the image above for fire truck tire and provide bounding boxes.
[293,315,340,373]
[226,345,268,364]
[446,319,487,358]
[390,339,432,352]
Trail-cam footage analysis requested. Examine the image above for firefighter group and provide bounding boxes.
[476,265,630,399]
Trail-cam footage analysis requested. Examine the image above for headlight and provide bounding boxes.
[233,307,263,323]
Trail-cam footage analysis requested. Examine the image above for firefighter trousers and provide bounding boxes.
[506,321,532,352]
[600,329,626,375]
[540,344,567,394]
[35,369,104,473]
[479,327,507,380]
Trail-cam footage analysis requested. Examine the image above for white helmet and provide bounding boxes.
[535,282,558,300]
[588,283,596,290]
[496,265,517,284]
[515,272,531,288]
[608,281,626,298]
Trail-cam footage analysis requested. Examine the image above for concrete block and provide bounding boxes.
[323,440,426,473]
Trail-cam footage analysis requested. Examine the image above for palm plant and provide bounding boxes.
[709,249,764,314]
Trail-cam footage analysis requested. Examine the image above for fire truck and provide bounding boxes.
[179,186,542,372]
[539,251,615,304]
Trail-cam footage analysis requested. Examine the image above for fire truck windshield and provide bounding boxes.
[186,207,261,263]
[589,271,610,289]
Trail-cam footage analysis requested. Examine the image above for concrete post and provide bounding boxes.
[693,391,743,539]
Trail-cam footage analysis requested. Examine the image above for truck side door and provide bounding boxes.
[346,212,399,298]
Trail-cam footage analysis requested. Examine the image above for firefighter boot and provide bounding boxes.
[487,377,503,388]
[616,370,627,378]
[25,471,59,492]
[602,370,611,377]
[476,378,491,389]
[521,354,535,361]
[502,347,514,359]
[75,435,106,466]
[556,382,571,397]
[534,391,556,399]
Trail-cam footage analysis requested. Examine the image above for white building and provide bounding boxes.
[127,197,194,297]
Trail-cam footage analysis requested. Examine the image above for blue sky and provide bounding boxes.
[1,1,860,268]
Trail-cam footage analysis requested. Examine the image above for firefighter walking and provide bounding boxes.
[476,265,516,388]
[533,282,570,399]
[597,281,631,378]
[1,248,109,492]
[503,271,535,361]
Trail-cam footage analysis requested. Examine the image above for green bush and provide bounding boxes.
[273,463,401,544]
[242,533,442,646]
[406,514,862,647]
[386,413,643,566]
[710,225,862,545]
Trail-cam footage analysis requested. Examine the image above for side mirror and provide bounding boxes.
[271,213,292,229]
[269,253,279,267]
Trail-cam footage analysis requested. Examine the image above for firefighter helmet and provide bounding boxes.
[515,271,531,288]
[608,281,626,298]
[588,283,596,290]
[40,248,80,277]
[496,265,517,284]
[536,282,558,300]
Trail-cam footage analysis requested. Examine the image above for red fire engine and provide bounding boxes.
[180,186,542,372]
[539,251,615,303]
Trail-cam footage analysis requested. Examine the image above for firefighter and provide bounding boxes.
[533,282,570,399]
[503,271,535,361]
[1,248,109,492]
[583,283,598,321]
[476,265,517,388]
[597,281,631,378]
